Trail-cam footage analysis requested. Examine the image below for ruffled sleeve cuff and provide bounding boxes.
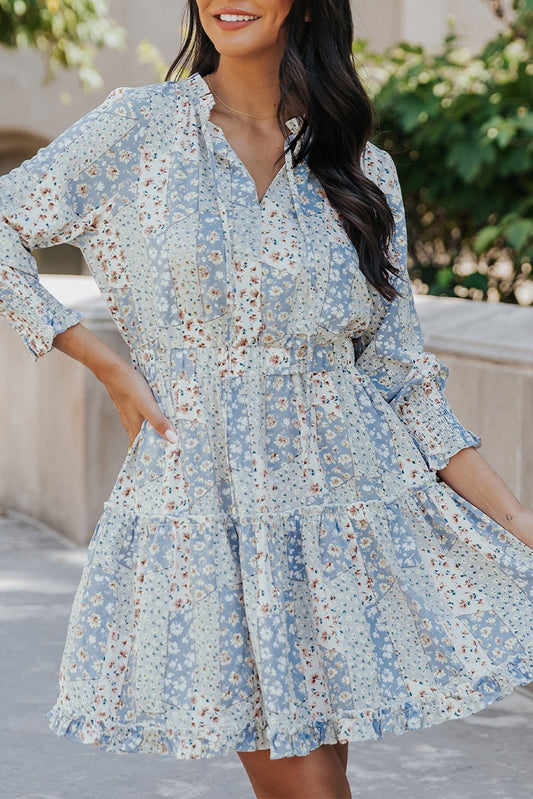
[390,351,482,471]
[2,273,83,361]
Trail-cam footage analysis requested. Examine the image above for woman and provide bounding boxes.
[1,2,532,797]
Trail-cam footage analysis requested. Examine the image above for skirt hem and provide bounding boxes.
[47,654,533,760]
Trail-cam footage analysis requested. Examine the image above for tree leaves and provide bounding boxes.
[360,0,533,303]
[0,0,126,90]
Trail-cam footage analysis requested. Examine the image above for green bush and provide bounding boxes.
[358,0,533,303]
[0,0,126,90]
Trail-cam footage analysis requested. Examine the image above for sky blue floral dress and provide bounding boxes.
[1,73,532,761]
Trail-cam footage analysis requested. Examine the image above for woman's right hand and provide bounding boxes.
[52,322,179,447]
[101,359,179,447]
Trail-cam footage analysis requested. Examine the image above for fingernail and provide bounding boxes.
[164,428,179,444]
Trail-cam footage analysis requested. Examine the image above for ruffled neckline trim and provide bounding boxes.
[187,71,303,136]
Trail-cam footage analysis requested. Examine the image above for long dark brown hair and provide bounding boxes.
[166,0,399,300]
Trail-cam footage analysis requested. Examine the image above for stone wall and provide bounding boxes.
[0,278,131,545]
[1,277,532,545]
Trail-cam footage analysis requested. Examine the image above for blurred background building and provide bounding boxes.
[1,0,506,172]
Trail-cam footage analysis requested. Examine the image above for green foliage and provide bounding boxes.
[358,0,533,303]
[0,0,126,90]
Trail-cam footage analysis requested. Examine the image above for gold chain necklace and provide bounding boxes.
[204,75,278,120]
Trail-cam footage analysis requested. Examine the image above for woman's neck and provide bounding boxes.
[207,57,282,120]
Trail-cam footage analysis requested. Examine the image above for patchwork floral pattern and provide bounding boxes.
[1,73,532,760]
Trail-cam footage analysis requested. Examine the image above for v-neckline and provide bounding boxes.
[191,72,299,208]
[207,117,288,206]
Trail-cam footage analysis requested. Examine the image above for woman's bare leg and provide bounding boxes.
[238,744,352,799]
[333,742,349,772]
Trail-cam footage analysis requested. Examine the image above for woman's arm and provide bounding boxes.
[354,147,481,472]
[437,446,533,550]
[52,323,178,446]
[0,87,143,362]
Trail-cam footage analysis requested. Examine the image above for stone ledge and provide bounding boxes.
[415,294,533,368]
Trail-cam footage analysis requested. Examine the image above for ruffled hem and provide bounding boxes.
[47,654,533,760]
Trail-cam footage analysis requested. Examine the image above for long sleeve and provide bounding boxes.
[0,87,143,361]
[354,145,481,471]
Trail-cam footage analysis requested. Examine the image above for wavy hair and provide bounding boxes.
[166,0,399,300]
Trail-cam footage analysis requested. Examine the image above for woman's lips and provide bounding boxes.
[213,13,260,31]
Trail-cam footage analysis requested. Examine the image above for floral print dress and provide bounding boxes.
[1,73,532,760]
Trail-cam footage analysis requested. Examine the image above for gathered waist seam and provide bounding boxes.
[133,337,357,376]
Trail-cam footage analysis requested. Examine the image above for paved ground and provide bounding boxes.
[1,509,532,799]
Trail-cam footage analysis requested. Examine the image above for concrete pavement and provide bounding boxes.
[1,508,532,799]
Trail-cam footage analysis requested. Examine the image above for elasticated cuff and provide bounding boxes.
[391,352,481,471]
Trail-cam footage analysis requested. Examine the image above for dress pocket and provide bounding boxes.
[127,417,149,453]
